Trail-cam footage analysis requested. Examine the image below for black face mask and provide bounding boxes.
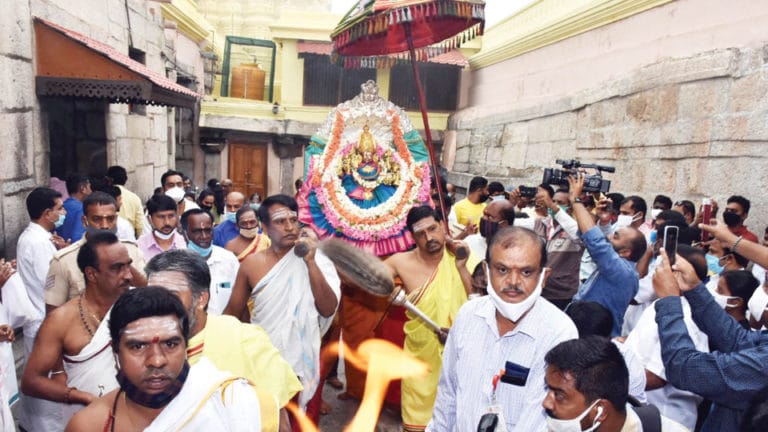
[723,211,742,228]
[200,205,213,213]
[480,218,501,239]
[479,193,490,203]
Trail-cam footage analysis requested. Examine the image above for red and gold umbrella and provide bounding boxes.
[331,0,485,222]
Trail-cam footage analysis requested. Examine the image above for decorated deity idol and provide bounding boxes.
[297,80,431,256]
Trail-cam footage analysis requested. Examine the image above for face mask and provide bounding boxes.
[479,218,500,239]
[651,208,663,219]
[491,195,506,201]
[748,286,768,321]
[649,230,657,245]
[153,229,175,241]
[485,265,546,322]
[546,400,603,432]
[615,214,633,228]
[84,224,117,237]
[116,361,189,409]
[479,193,490,202]
[711,291,738,310]
[224,212,237,224]
[705,254,724,274]
[250,203,261,211]
[240,227,259,239]
[187,240,212,257]
[200,205,212,213]
[723,211,742,228]
[53,212,66,229]
[164,187,185,203]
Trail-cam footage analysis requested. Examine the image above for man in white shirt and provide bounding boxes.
[180,209,239,314]
[15,187,67,431]
[427,226,577,431]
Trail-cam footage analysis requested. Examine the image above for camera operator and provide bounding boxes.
[568,173,647,337]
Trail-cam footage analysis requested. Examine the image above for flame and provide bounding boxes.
[286,338,428,432]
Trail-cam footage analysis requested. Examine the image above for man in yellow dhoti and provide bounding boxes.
[385,206,479,432]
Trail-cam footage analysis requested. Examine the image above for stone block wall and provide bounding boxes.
[0,0,176,258]
[448,46,768,230]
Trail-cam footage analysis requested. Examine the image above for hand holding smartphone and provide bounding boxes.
[664,225,679,266]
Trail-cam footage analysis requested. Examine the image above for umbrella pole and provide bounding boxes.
[404,22,449,226]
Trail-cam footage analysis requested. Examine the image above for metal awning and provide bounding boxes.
[34,17,199,108]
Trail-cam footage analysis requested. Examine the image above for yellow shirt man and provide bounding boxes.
[451,198,486,229]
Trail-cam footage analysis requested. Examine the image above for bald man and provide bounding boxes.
[214,191,246,247]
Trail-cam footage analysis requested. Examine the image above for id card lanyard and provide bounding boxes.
[487,370,508,432]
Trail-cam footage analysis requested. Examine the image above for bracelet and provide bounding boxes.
[574,197,583,204]
[50,370,65,376]
[64,387,75,404]
[731,235,743,253]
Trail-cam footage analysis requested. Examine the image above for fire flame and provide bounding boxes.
[286,338,428,431]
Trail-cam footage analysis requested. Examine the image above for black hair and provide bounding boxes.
[99,185,121,199]
[499,203,516,226]
[146,194,178,216]
[606,193,625,212]
[721,270,759,306]
[197,189,215,206]
[653,195,673,210]
[82,191,118,216]
[727,195,751,214]
[656,210,687,228]
[488,182,505,195]
[677,244,708,282]
[538,183,555,199]
[180,208,213,232]
[468,176,489,194]
[545,336,629,411]
[656,212,692,247]
[722,247,750,268]
[486,226,547,268]
[107,166,128,185]
[236,205,257,224]
[250,192,262,203]
[674,200,696,220]
[65,173,90,195]
[109,286,189,352]
[160,170,184,189]
[406,206,440,234]
[26,187,62,220]
[566,301,614,338]
[625,230,647,262]
[145,249,211,299]
[76,231,120,274]
[258,194,298,227]
[621,195,648,218]
[295,178,304,192]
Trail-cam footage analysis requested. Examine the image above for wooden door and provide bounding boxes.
[228,143,267,200]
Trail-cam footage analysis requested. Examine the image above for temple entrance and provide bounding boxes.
[228,142,267,199]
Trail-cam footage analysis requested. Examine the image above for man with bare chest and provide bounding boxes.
[21,231,133,428]
[224,194,340,426]
[385,206,478,432]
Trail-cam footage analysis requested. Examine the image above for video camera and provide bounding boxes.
[542,159,615,193]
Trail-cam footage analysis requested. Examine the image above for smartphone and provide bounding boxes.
[664,225,679,265]
[701,198,712,242]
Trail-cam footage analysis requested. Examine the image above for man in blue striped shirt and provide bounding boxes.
[427,226,577,431]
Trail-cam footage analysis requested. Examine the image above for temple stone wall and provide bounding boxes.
[448,0,768,231]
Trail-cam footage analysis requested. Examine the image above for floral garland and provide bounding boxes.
[309,109,430,241]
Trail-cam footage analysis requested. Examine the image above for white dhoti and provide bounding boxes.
[249,248,340,408]
[145,357,263,431]
[0,302,18,432]
[61,309,119,424]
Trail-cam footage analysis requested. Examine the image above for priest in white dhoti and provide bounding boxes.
[224,194,340,424]
[21,232,131,429]
[66,287,274,431]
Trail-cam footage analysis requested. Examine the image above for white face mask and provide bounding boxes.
[546,400,602,432]
[711,291,738,310]
[651,208,663,219]
[748,286,768,321]
[165,186,185,203]
[615,214,633,228]
[485,265,546,323]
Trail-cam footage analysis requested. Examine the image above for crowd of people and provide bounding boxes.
[1,164,768,432]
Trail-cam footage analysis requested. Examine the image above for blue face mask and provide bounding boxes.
[54,213,66,229]
[188,241,213,258]
[706,253,724,275]
[224,212,236,224]
[649,230,657,245]
[250,203,261,212]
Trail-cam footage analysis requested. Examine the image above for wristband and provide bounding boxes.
[732,235,743,254]
[574,197,583,204]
